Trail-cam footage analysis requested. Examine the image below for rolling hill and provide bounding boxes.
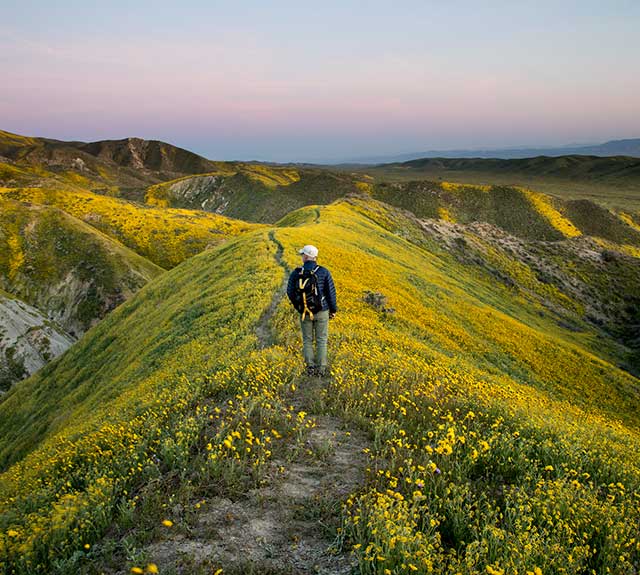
[6,128,639,214]
[389,155,640,181]
[144,167,365,222]
[0,198,638,574]
[0,187,260,269]
[0,129,220,199]
[342,155,640,211]
[0,196,164,339]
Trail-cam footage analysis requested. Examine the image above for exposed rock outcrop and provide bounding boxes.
[0,291,74,393]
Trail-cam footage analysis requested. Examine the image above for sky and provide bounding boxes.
[1,0,639,162]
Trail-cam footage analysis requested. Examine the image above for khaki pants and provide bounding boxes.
[299,310,329,368]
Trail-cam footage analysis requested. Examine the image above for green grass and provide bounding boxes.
[145,168,364,222]
[339,156,640,211]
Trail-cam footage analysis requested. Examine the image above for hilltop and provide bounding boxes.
[340,155,640,211]
[0,129,218,196]
[0,197,638,574]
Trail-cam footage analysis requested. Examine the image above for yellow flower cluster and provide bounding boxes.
[440,182,491,193]
[0,186,258,268]
[518,187,582,238]
[0,231,303,572]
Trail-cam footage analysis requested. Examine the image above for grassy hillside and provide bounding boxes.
[0,187,259,269]
[145,167,364,222]
[0,199,638,574]
[342,155,640,211]
[0,196,164,338]
[370,180,640,244]
[4,128,640,213]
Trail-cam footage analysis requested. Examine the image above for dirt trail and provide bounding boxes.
[142,374,369,574]
[137,231,370,574]
[255,230,290,349]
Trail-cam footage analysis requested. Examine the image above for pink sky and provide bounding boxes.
[2,1,639,161]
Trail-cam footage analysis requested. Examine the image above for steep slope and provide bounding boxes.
[0,187,260,269]
[0,290,74,392]
[145,167,364,222]
[372,180,640,241]
[368,182,640,365]
[0,199,638,574]
[0,196,164,338]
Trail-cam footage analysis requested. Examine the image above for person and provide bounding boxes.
[286,244,337,377]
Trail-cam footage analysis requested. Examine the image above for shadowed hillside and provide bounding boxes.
[371,180,640,243]
[340,155,640,211]
[144,167,365,222]
[0,199,638,574]
[393,155,640,179]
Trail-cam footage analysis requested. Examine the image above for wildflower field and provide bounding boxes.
[0,197,638,574]
[0,187,258,269]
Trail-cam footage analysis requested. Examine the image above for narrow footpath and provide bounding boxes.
[254,230,290,348]
[137,231,370,574]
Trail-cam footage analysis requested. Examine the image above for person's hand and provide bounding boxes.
[329,312,336,319]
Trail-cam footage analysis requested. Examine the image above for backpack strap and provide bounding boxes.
[298,267,319,320]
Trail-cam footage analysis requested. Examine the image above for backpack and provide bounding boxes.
[293,266,323,319]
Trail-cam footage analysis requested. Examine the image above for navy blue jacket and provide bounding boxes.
[287,261,337,313]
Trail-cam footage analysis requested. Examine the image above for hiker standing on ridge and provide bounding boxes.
[287,244,337,377]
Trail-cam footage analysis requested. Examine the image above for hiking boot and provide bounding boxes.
[316,366,329,378]
[306,365,317,377]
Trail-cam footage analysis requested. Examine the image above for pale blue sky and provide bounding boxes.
[1,0,639,161]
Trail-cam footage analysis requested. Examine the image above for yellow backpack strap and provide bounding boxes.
[299,276,314,320]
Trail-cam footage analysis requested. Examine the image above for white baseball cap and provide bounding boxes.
[298,244,319,258]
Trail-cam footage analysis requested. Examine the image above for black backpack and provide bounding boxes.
[293,266,323,319]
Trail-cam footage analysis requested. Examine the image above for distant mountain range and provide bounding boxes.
[345,138,640,165]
